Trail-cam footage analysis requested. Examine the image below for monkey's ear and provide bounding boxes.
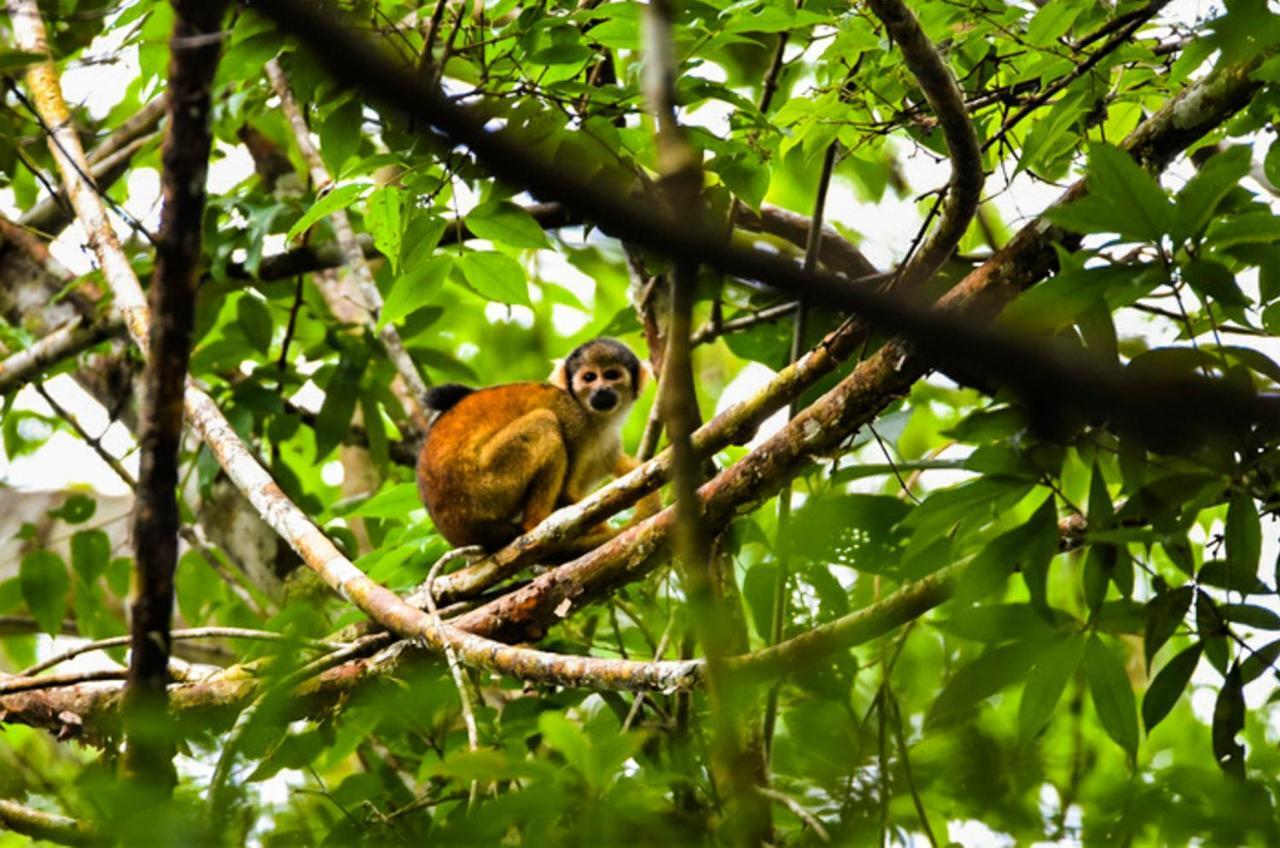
[548,358,569,388]
[635,360,654,394]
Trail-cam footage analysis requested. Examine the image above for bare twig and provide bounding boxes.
[0,668,128,696]
[0,316,121,394]
[757,786,831,843]
[420,548,482,761]
[33,382,134,487]
[20,627,345,677]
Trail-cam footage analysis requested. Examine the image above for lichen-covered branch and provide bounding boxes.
[0,315,120,394]
[0,798,99,847]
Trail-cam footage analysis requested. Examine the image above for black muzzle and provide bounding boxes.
[589,388,618,411]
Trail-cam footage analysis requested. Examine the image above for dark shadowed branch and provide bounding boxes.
[124,0,229,789]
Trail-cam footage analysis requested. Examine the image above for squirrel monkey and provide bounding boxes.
[417,338,656,551]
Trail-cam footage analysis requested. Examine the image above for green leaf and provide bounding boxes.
[1001,264,1161,334]
[789,494,911,574]
[1017,88,1088,178]
[1142,643,1201,732]
[0,50,45,73]
[1220,603,1280,630]
[237,295,274,355]
[344,483,424,519]
[465,201,551,249]
[1196,590,1230,672]
[1212,663,1246,776]
[1172,145,1252,242]
[48,493,96,524]
[1085,634,1139,758]
[286,183,369,241]
[1241,637,1280,683]
[1018,631,1086,740]
[70,529,111,584]
[400,214,449,269]
[378,256,452,329]
[1078,143,1173,242]
[1265,142,1280,193]
[1198,560,1271,595]
[927,640,1042,727]
[1225,491,1262,581]
[1025,1,1084,45]
[20,550,69,634]
[1204,211,1280,249]
[711,153,770,209]
[1182,259,1250,309]
[314,348,369,460]
[319,99,363,176]
[1019,498,1062,614]
[1144,585,1194,669]
[366,185,404,271]
[954,500,1055,605]
[457,251,530,306]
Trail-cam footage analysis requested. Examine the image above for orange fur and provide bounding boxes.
[417,339,651,550]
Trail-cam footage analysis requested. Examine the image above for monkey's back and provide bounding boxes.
[417,383,587,545]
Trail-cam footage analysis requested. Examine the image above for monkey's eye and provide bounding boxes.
[603,368,622,380]
[582,371,597,383]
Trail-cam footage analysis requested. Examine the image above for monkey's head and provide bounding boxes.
[551,338,649,419]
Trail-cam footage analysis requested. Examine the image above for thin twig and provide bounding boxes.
[20,627,345,677]
[757,786,831,842]
[421,549,483,748]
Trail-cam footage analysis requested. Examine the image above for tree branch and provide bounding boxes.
[445,50,1271,643]
[123,0,228,789]
[865,0,983,292]
[0,798,99,847]
[0,315,121,395]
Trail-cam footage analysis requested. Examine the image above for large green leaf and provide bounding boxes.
[286,183,369,241]
[1018,630,1086,740]
[1172,145,1251,241]
[1086,633,1139,758]
[1047,143,1172,242]
[458,251,531,306]
[20,550,69,635]
[927,640,1042,727]
[465,201,551,249]
[1143,643,1201,732]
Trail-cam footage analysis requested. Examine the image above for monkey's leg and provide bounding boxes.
[476,409,568,533]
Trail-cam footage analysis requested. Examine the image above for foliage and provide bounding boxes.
[1,0,1280,844]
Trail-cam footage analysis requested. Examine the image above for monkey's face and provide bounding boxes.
[557,339,647,420]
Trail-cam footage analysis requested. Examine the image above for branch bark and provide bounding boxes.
[865,0,982,292]
[123,0,228,790]
[0,798,99,847]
